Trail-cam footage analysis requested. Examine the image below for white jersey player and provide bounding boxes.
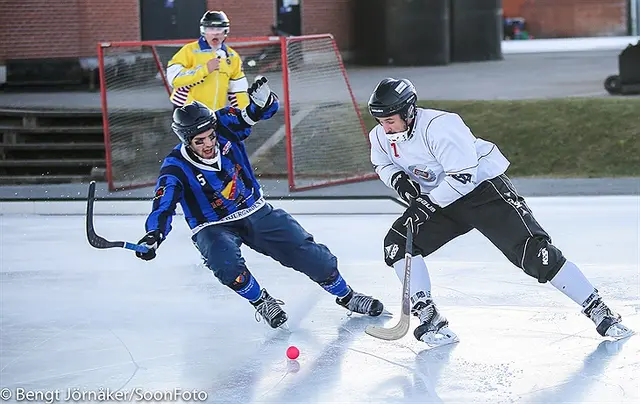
[367,77,633,345]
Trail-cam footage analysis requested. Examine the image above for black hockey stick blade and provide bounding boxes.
[85,181,150,253]
[365,223,413,340]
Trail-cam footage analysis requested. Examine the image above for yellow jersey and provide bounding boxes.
[166,38,249,110]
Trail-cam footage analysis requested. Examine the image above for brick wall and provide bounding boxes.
[0,0,630,62]
[0,0,353,61]
[81,0,140,54]
[504,0,628,37]
[0,0,81,60]
[503,0,528,17]
[214,0,353,50]
[0,0,139,60]
[302,0,352,51]
[206,0,273,38]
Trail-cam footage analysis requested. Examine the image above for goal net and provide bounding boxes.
[97,34,376,192]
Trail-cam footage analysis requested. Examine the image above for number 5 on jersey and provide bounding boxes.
[197,173,207,186]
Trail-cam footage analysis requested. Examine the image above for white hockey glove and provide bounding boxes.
[248,76,274,109]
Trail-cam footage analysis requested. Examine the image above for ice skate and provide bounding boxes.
[582,294,634,340]
[336,287,384,316]
[412,299,459,346]
[251,289,288,328]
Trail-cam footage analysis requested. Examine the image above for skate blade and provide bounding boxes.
[605,323,635,340]
[278,322,291,332]
[268,314,289,330]
[420,326,460,347]
[344,308,392,318]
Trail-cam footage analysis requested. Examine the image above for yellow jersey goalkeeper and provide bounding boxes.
[166,11,249,110]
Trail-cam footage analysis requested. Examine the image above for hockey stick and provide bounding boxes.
[365,222,413,340]
[85,181,150,253]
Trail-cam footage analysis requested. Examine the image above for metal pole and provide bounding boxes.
[631,0,639,35]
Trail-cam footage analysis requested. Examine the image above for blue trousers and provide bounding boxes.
[192,203,339,288]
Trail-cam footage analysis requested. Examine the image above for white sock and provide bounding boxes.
[393,256,432,304]
[550,260,597,307]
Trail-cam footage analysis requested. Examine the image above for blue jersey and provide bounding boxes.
[145,101,278,239]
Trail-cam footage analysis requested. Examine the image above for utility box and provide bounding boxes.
[353,0,450,66]
[604,41,640,95]
[450,0,503,62]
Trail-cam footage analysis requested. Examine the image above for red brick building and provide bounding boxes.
[0,0,631,64]
[0,0,356,61]
[503,0,629,38]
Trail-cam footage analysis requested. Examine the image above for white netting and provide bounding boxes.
[99,36,374,191]
[285,36,376,189]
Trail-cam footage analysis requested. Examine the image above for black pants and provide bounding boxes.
[384,174,567,283]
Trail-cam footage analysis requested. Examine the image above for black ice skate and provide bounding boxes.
[412,299,459,346]
[336,287,384,316]
[582,293,634,339]
[251,289,288,328]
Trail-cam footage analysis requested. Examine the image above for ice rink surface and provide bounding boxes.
[1,196,639,403]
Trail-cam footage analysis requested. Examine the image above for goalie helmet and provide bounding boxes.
[171,101,217,145]
[200,10,230,36]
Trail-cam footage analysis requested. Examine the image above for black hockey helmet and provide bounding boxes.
[200,11,230,35]
[368,78,417,122]
[171,101,217,145]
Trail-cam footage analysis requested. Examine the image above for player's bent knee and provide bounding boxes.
[522,236,566,283]
[383,230,405,267]
[199,247,248,285]
[227,268,255,292]
[291,242,338,282]
[209,260,250,286]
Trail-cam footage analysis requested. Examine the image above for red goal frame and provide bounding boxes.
[97,34,376,192]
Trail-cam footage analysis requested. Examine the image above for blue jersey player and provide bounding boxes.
[135,77,384,328]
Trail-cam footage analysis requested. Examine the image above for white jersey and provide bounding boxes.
[369,108,510,207]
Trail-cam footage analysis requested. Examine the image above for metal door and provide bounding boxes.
[141,0,207,41]
[276,0,301,35]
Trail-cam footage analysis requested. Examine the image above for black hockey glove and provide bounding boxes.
[248,76,275,110]
[391,171,420,204]
[401,195,439,234]
[135,229,163,261]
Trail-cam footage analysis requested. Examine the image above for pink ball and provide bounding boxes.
[286,345,300,360]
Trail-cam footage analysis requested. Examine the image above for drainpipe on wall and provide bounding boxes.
[631,0,639,35]
[0,60,6,85]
